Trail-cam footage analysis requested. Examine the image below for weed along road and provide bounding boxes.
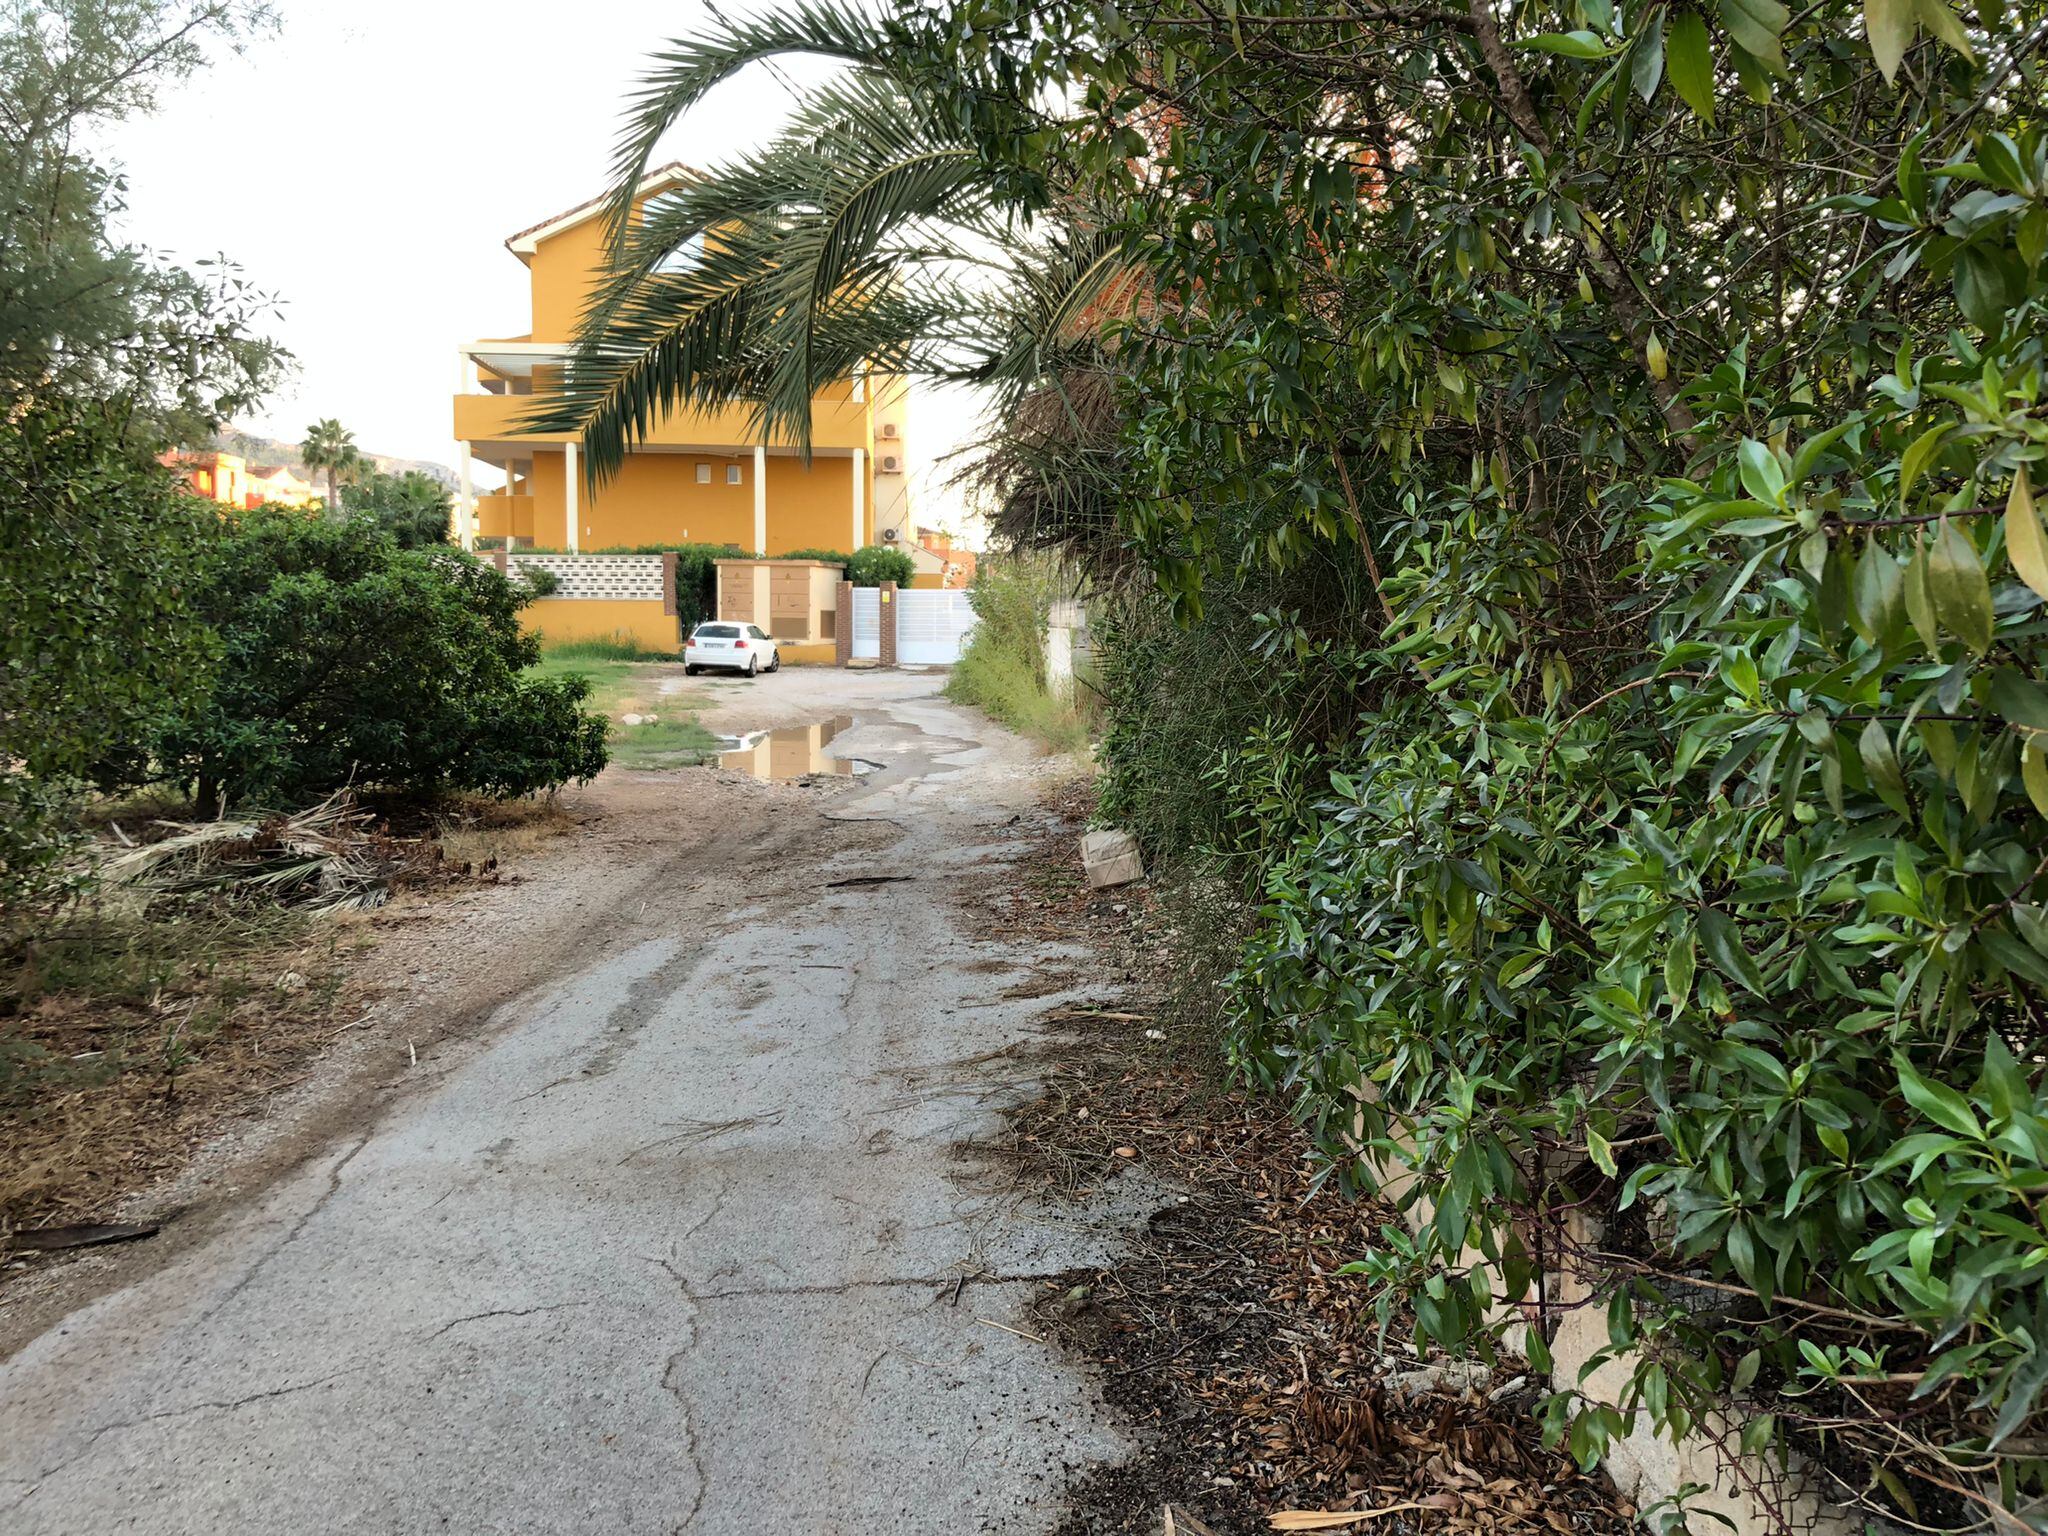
[0,677,1134,1533]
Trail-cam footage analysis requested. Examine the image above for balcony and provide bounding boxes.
[473,492,536,540]
[453,385,872,453]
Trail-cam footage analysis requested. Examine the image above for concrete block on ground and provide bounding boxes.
[1081,829,1145,889]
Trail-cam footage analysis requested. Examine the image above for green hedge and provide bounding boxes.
[781,544,916,586]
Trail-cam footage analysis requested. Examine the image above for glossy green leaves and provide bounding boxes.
[1666,10,1716,122]
[1928,516,1994,654]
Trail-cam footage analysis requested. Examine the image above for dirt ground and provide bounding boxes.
[0,669,1153,1535]
[972,785,1638,1536]
[3,668,1632,1534]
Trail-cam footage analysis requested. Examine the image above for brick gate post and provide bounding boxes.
[835,579,854,666]
[879,581,898,668]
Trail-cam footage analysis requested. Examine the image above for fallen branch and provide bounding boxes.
[975,1316,1046,1345]
[1269,1505,1438,1530]
[9,1220,161,1253]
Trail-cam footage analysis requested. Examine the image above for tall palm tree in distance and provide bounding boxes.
[301,418,362,518]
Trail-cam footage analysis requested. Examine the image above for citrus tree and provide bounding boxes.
[155,512,608,810]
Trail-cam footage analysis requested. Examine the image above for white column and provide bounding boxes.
[851,448,865,550]
[753,445,767,555]
[455,440,474,553]
[564,439,580,553]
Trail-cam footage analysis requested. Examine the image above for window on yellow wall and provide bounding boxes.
[696,463,710,483]
[726,464,742,486]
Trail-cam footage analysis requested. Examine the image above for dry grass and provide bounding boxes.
[432,796,578,870]
[1,901,368,1237]
[1,793,544,1245]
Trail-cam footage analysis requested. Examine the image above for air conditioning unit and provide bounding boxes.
[879,421,900,439]
[881,527,900,542]
[879,453,903,473]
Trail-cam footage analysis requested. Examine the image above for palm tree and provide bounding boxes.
[301,418,362,518]
[531,1,1132,548]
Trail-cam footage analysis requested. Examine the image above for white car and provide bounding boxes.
[685,621,780,677]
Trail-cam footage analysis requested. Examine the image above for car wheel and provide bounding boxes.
[767,653,781,673]
[746,656,759,678]
[685,664,702,676]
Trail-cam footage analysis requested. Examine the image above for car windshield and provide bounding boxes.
[695,625,739,639]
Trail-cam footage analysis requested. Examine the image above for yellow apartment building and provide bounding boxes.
[451,163,913,556]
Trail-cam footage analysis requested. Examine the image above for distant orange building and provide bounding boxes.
[164,451,323,511]
[908,526,976,589]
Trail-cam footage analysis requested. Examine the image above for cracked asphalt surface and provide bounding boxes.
[0,679,1137,1533]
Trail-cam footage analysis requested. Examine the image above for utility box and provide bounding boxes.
[713,558,846,664]
[1081,829,1145,890]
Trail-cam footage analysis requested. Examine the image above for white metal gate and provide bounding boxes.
[850,586,881,659]
[895,589,978,665]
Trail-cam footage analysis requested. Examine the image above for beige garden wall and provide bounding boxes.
[1364,1119,1852,1536]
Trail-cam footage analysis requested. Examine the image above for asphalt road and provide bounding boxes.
[0,684,1134,1533]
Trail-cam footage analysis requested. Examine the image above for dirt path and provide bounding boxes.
[0,673,1141,1533]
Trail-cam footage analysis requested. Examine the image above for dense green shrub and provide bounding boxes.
[0,0,286,927]
[780,544,915,585]
[157,511,607,807]
[843,544,915,587]
[863,0,2048,1516]
[671,543,745,631]
[1067,12,2048,1517]
[518,0,2048,1516]
[0,401,219,914]
[1095,549,1378,864]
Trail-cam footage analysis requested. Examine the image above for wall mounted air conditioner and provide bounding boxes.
[879,422,900,439]
[881,527,900,542]
[879,453,903,473]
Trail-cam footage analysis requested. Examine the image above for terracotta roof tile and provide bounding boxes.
[503,161,699,251]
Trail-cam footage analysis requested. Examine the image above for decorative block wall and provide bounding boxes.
[506,553,665,601]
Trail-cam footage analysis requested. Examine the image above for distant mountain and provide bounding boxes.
[210,428,458,489]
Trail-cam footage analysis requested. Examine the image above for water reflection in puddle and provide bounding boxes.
[712,716,875,780]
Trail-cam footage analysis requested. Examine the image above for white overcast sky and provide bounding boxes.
[102,0,988,530]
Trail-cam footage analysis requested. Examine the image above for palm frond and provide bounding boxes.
[541,70,1033,475]
[603,0,905,248]
[545,5,1143,530]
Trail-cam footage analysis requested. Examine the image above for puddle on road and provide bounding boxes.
[712,716,878,780]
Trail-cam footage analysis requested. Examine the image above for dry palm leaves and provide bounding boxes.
[103,790,470,911]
